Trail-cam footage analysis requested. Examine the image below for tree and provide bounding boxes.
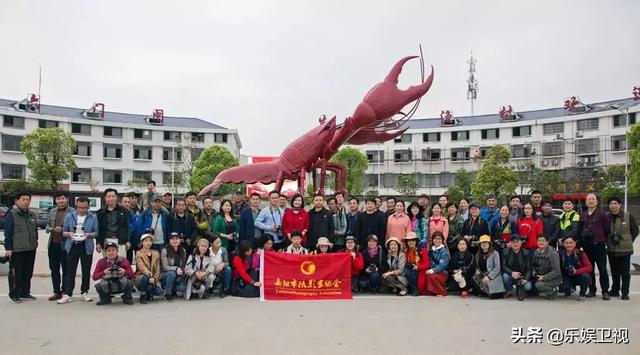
[189,145,239,195]
[330,147,369,196]
[365,189,379,198]
[396,175,418,197]
[454,168,472,197]
[21,127,76,190]
[126,177,148,194]
[597,165,626,204]
[445,186,464,205]
[528,170,563,196]
[628,123,640,196]
[471,145,519,202]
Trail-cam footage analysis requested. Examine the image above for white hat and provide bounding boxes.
[140,233,154,242]
[316,237,333,248]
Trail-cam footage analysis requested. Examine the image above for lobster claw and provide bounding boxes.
[346,126,409,145]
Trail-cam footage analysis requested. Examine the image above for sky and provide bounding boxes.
[1,1,638,156]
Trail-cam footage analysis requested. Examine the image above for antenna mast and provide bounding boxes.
[466,52,478,116]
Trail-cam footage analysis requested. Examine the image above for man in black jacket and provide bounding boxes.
[169,198,198,255]
[307,194,334,251]
[356,198,387,248]
[96,188,130,257]
[501,235,532,300]
[541,200,560,248]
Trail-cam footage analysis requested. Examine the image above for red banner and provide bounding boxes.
[261,252,352,301]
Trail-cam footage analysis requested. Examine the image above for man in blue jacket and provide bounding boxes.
[239,193,262,248]
[138,194,170,251]
[255,191,284,250]
[58,196,98,304]
[480,195,500,234]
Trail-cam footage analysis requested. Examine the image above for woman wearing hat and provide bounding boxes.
[473,235,505,299]
[404,232,423,296]
[382,237,408,296]
[358,234,387,293]
[185,239,216,300]
[135,233,163,304]
[310,237,332,255]
[160,232,187,301]
[341,236,364,293]
[423,231,449,296]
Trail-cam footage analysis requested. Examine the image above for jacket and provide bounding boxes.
[160,246,187,275]
[47,205,76,246]
[62,211,98,255]
[517,216,543,250]
[169,212,198,243]
[232,255,257,282]
[356,211,386,247]
[211,214,240,249]
[607,212,638,257]
[186,206,209,238]
[386,252,408,286]
[128,210,140,248]
[530,246,561,287]
[428,217,449,241]
[3,208,38,252]
[92,256,134,281]
[134,249,161,287]
[307,207,335,247]
[580,208,610,244]
[559,249,592,277]
[254,206,285,243]
[541,212,561,246]
[387,213,411,241]
[411,216,429,245]
[96,205,130,246]
[416,247,433,295]
[446,215,463,248]
[480,207,499,227]
[559,210,581,239]
[239,207,261,244]
[428,245,450,273]
[492,217,519,244]
[475,250,506,294]
[138,207,170,245]
[185,253,215,299]
[346,211,360,237]
[448,250,475,278]
[282,208,310,245]
[360,246,388,274]
[343,250,364,276]
[501,247,532,280]
[460,216,489,242]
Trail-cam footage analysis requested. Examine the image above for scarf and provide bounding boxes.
[406,246,419,264]
[367,246,378,259]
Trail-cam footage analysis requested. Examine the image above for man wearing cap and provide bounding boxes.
[139,194,170,251]
[46,191,75,301]
[359,234,387,293]
[96,188,130,258]
[92,240,135,306]
[58,196,98,304]
[161,192,174,214]
[501,235,532,301]
[232,190,249,218]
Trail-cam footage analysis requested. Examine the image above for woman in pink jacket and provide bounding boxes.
[386,200,411,244]
[429,204,449,243]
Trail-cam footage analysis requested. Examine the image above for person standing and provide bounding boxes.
[559,198,581,243]
[255,191,285,250]
[384,197,397,218]
[46,191,75,301]
[142,180,157,210]
[58,197,97,304]
[185,191,210,242]
[541,200,561,248]
[138,195,170,251]
[346,197,361,238]
[282,194,309,247]
[509,196,524,223]
[239,193,262,248]
[356,198,387,248]
[161,192,174,214]
[530,190,543,216]
[580,193,611,300]
[606,196,638,300]
[124,192,141,264]
[517,202,544,251]
[328,197,347,251]
[169,199,198,255]
[4,192,38,303]
[211,199,239,251]
[96,188,130,258]
[480,195,499,226]
[201,196,218,242]
[232,189,249,218]
[307,193,334,251]
[386,200,411,244]
[460,202,489,252]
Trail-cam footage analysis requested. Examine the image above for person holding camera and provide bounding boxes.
[169,199,198,255]
[531,235,561,300]
[501,235,532,301]
[460,202,490,254]
[185,239,216,300]
[358,234,388,293]
[92,240,135,306]
[232,240,261,298]
[606,196,638,301]
[135,234,163,304]
[517,202,544,251]
[139,194,170,252]
[580,193,611,300]
[210,235,232,298]
[255,191,286,251]
[160,233,187,302]
[491,205,519,254]
[212,199,239,252]
[472,235,505,299]
[382,237,408,296]
[559,235,592,300]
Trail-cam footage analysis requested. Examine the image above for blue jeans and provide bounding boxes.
[138,275,163,296]
[358,271,381,291]
[502,272,533,292]
[216,266,232,291]
[160,271,187,296]
[405,266,419,293]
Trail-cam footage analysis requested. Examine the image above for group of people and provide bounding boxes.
[3,180,637,305]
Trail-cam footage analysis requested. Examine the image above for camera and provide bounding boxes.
[564,266,575,276]
[611,233,621,246]
[147,228,155,235]
[367,264,378,273]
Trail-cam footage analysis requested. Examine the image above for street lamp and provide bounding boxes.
[609,104,630,212]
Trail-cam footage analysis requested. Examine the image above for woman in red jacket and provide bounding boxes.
[282,194,310,247]
[517,202,544,250]
[416,237,432,295]
[342,236,364,292]
[232,241,261,298]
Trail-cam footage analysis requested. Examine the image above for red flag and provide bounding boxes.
[261,252,352,301]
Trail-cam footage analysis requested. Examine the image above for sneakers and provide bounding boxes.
[80,292,93,302]
[602,291,610,301]
[57,295,73,304]
[21,294,37,301]
[165,295,174,302]
[621,294,630,301]
[49,293,63,301]
[9,296,22,303]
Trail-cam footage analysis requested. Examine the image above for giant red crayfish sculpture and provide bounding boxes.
[198,54,434,197]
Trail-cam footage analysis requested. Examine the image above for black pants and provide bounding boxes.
[609,254,631,296]
[583,242,609,293]
[560,273,590,296]
[48,242,67,294]
[9,250,36,298]
[126,247,134,264]
[64,243,93,296]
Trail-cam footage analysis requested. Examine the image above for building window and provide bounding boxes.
[103,170,122,184]
[2,135,22,151]
[103,144,122,159]
[511,144,532,158]
[72,169,91,183]
[133,146,153,160]
[421,148,441,161]
[3,115,24,128]
[394,134,412,143]
[163,148,182,161]
[542,142,563,156]
[71,123,91,135]
[393,149,411,163]
[543,122,564,135]
[479,146,491,159]
[38,120,59,128]
[613,113,636,127]
[1,164,25,180]
[612,135,627,151]
[382,173,394,188]
[366,150,384,163]
[164,131,181,141]
[104,126,122,137]
[74,142,92,157]
[163,172,172,186]
[134,129,152,140]
[576,138,598,155]
[192,132,205,143]
[512,126,531,137]
[451,148,470,161]
[451,131,469,141]
[133,171,152,181]
[422,132,441,142]
[481,129,499,139]
[421,174,439,188]
[214,133,228,143]
[577,118,599,131]
[440,173,454,187]
[191,148,204,161]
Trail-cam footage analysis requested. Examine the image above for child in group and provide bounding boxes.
[285,230,309,254]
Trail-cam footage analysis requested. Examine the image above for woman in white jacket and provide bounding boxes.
[185,239,215,300]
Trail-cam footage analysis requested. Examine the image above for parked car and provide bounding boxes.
[31,208,50,230]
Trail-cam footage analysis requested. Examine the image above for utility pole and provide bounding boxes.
[467,52,478,116]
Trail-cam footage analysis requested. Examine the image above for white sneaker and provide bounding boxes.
[57,295,73,304]
[80,292,93,302]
